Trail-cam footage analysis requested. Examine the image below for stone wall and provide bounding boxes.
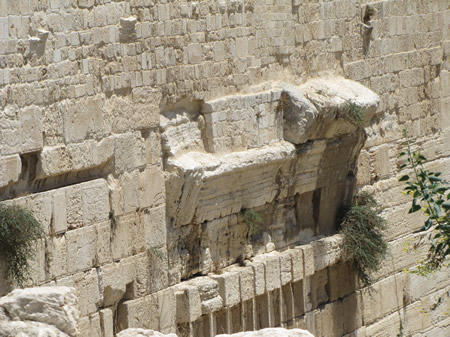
[0,0,449,337]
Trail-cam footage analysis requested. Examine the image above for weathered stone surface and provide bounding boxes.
[116,328,177,337]
[216,327,315,336]
[0,287,79,336]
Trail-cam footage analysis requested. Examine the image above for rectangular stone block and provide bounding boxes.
[239,267,255,302]
[141,205,167,248]
[361,273,408,325]
[20,106,43,153]
[249,260,266,296]
[0,154,21,188]
[100,308,114,337]
[279,252,292,286]
[175,284,202,323]
[73,269,102,317]
[139,166,165,209]
[211,271,240,307]
[113,132,146,174]
[52,189,67,234]
[81,179,110,226]
[328,262,358,301]
[301,244,315,277]
[47,235,67,279]
[66,226,97,273]
[311,234,344,272]
[288,247,304,282]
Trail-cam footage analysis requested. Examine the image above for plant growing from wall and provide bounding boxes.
[340,191,388,288]
[399,131,450,275]
[342,101,365,127]
[240,208,263,237]
[0,204,44,287]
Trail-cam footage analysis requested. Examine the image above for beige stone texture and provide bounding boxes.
[0,0,449,335]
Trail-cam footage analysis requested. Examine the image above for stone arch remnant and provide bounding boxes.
[161,76,380,281]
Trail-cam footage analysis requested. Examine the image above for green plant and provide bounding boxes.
[241,208,263,236]
[399,131,449,275]
[149,246,164,260]
[342,101,365,127]
[0,204,44,286]
[340,191,388,288]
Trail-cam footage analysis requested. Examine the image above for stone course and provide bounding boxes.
[0,0,449,336]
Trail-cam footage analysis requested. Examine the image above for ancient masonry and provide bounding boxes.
[0,0,449,336]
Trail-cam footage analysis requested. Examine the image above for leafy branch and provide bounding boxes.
[399,131,450,274]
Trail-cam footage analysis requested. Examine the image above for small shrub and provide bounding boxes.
[0,204,44,286]
[342,101,365,127]
[240,208,263,237]
[340,191,388,288]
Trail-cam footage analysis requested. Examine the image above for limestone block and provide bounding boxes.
[100,308,114,337]
[280,86,319,145]
[313,293,362,337]
[131,87,161,129]
[118,297,157,331]
[95,221,112,265]
[92,137,114,167]
[148,247,169,295]
[186,276,223,314]
[361,273,409,325]
[20,105,43,153]
[65,184,83,229]
[166,142,296,227]
[310,234,344,272]
[73,269,102,317]
[328,262,358,301]
[211,271,241,307]
[309,269,329,310]
[113,132,146,174]
[139,166,165,209]
[287,248,304,282]
[62,96,104,143]
[99,263,126,307]
[47,235,68,279]
[249,260,266,296]
[81,179,110,226]
[111,214,135,261]
[0,154,21,188]
[239,267,255,302]
[52,190,67,234]
[0,319,71,336]
[408,267,449,302]
[66,226,97,273]
[280,252,292,286]
[19,193,53,235]
[117,329,177,337]
[160,111,205,157]
[88,312,102,337]
[175,284,202,323]
[141,205,167,248]
[255,253,281,292]
[216,327,315,336]
[300,244,314,277]
[0,286,79,336]
[156,288,177,334]
[38,146,72,178]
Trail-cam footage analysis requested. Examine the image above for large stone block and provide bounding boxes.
[20,105,43,153]
[211,271,241,308]
[66,226,97,274]
[361,273,409,325]
[175,284,202,323]
[0,154,21,188]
